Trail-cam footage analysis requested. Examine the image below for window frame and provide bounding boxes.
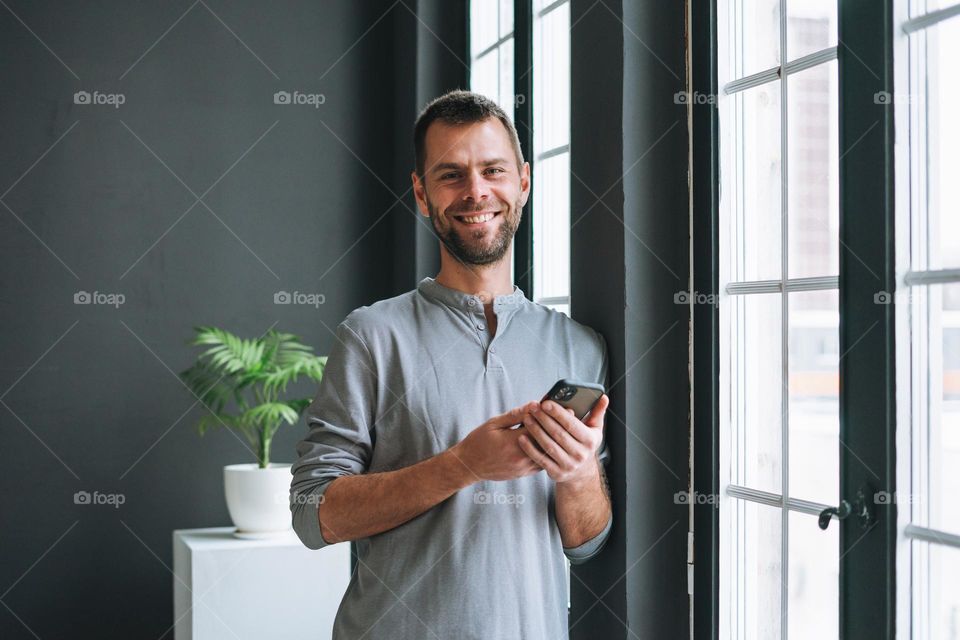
[895,1,960,637]
[692,0,900,638]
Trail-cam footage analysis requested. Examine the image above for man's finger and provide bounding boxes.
[488,401,538,429]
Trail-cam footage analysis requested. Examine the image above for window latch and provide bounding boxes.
[817,485,875,531]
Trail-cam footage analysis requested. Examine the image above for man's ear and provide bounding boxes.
[410,171,429,217]
[519,161,531,207]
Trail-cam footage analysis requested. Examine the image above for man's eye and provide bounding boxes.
[486,168,505,174]
[441,173,458,180]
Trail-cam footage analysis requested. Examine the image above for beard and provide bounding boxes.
[427,196,522,267]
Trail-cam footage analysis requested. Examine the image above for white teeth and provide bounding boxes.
[460,212,495,224]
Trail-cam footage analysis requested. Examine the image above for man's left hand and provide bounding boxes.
[517,394,609,484]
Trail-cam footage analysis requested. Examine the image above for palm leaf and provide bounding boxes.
[183,325,328,466]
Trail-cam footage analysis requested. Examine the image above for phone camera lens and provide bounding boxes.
[558,386,575,401]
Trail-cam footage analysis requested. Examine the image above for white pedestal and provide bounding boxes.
[173,527,351,640]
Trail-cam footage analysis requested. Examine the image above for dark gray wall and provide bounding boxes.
[569,0,690,637]
[0,1,464,637]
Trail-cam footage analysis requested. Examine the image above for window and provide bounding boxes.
[894,2,960,637]
[469,0,516,116]
[531,0,570,316]
[717,1,840,637]
[470,1,570,315]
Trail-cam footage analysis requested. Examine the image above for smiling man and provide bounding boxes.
[290,90,613,640]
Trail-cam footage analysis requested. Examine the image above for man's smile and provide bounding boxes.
[452,210,501,227]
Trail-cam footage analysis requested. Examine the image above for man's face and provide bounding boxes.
[412,118,530,267]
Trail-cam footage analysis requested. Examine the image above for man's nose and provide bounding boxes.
[463,171,489,204]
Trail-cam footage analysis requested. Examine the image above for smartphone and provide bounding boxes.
[540,379,606,421]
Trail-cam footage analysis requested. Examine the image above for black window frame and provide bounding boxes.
[691,1,899,638]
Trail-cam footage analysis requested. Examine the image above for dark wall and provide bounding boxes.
[569,0,690,637]
[0,1,464,637]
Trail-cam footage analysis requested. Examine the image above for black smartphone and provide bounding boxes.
[540,379,605,421]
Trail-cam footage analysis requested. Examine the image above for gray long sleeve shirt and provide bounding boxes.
[290,276,612,640]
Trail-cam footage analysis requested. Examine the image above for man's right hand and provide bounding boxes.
[449,402,544,482]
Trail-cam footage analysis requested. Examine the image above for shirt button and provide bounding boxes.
[476,323,484,330]
[489,346,496,354]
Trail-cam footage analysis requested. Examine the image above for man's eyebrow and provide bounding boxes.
[430,158,511,174]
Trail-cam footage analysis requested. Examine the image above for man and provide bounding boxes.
[290,90,612,639]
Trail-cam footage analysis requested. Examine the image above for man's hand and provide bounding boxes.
[449,402,544,482]
[517,394,609,484]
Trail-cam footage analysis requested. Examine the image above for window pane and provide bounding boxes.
[729,292,783,494]
[535,0,570,151]
[471,1,499,57]
[909,0,960,16]
[911,540,960,638]
[720,81,782,282]
[533,152,570,300]
[471,52,498,104]
[788,290,839,505]
[914,284,960,535]
[499,0,513,38]
[788,511,839,640]
[723,499,782,638]
[922,16,960,270]
[497,40,515,117]
[787,61,839,279]
[786,0,837,62]
[718,0,781,85]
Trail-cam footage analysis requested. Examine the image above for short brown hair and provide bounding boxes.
[413,90,524,179]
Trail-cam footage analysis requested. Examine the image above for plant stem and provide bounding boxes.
[259,433,272,469]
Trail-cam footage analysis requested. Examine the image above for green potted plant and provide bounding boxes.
[180,326,326,538]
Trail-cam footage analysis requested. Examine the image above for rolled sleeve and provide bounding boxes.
[595,330,611,467]
[561,329,613,565]
[563,513,613,565]
[290,318,376,550]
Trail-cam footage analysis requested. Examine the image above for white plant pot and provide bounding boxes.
[223,463,293,539]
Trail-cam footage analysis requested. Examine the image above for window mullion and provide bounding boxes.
[778,0,790,638]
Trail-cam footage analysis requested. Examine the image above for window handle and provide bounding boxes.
[818,500,851,529]
[817,485,875,531]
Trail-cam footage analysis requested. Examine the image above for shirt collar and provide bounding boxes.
[417,276,528,315]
